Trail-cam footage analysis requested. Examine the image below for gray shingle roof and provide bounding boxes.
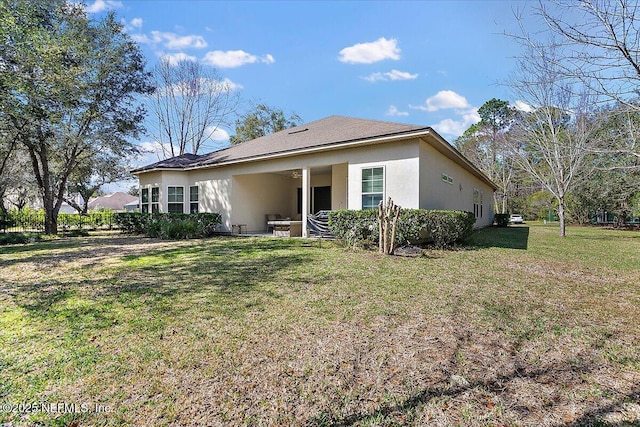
[132,115,428,173]
[88,192,139,211]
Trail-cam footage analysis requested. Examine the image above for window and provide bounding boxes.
[151,187,160,213]
[189,186,199,214]
[442,173,454,184]
[167,186,184,213]
[362,167,384,210]
[473,188,484,218]
[141,188,149,213]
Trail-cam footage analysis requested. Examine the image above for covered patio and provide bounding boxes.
[229,163,347,236]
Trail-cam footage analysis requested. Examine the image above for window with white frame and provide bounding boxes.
[442,173,454,184]
[361,166,384,210]
[473,188,484,218]
[167,186,184,213]
[151,187,160,213]
[189,185,199,214]
[141,188,149,213]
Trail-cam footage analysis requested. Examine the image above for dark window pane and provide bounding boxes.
[168,203,183,214]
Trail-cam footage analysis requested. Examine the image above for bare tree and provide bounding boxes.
[531,0,640,162]
[507,45,600,237]
[148,60,240,157]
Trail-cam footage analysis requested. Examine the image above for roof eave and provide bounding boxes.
[131,167,184,176]
[181,128,431,171]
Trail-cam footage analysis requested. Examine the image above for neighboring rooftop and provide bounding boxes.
[88,192,139,211]
[132,115,429,174]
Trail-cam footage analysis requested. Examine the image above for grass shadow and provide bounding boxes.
[470,225,530,250]
[9,237,318,324]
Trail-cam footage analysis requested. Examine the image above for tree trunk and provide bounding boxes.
[378,197,401,255]
[557,197,566,237]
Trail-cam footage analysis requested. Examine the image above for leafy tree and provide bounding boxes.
[0,1,152,233]
[148,59,239,157]
[456,98,515,214]
[64,154,132,214]
[230,104,302,144]
[128,185,140,197]
[569,104,640,225]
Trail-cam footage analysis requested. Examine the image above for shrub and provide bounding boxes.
[328,209,475,250]
[113,212,150,234]
[113,212,222,239]
[0,232,42,246]
[494,213,510,227]
[327,209,378,248]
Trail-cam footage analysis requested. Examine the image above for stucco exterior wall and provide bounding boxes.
[331,163,348,211]
[232,173,292,232]
[347,140,420,210]
[418,141,495,227]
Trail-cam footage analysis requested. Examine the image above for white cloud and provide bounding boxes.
[339,37,400,64]
[206,127,230,141]
[132,31,207,50]
[84,0,122,13]
[386,105,409,117]
[161,52,197,66]
[411,90,470,112]
[363,69,418,82]
[514,100,533,112]
[218,78,243,91]
[130,18,143,28]
[263,54,276,64]
[202,50,275,68]
[431,109,481,138]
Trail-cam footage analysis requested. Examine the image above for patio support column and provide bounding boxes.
[302,166,310,238]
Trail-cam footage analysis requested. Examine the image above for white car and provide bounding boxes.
[509,214,524,224]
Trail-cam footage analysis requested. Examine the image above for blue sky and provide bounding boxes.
[83,0,541,174]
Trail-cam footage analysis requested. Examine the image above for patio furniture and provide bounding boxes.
[267,220,302,237]
[232,224,247,234]
[265,214,283,232]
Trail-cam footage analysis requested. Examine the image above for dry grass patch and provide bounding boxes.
[0,225,639,426]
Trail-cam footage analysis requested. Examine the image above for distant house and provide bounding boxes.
[88,192,139,212]
[58,202,77,214]
[132,116,497,235]
[123,200,139,212]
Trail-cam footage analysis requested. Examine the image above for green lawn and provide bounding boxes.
[1,225,639,426]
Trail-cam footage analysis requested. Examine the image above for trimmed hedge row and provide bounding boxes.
[328,209,475,249]
[114,212,222,239]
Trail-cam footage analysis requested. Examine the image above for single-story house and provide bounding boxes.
[132,115,497,235]
[88,192,139,212]
[123,199,140,212]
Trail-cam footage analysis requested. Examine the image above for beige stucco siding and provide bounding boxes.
[232,173,292,232]
[347,140,420,210]
[331,163,348,211]
[418,141,495,227]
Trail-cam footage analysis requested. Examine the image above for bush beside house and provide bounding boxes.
[114,212,222,239]
[328,209,475,249]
